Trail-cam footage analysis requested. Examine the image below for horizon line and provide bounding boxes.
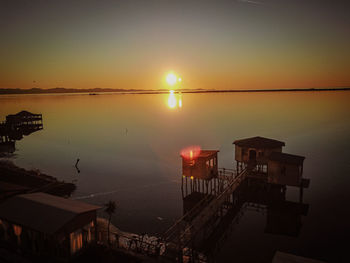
[0,87,349,95]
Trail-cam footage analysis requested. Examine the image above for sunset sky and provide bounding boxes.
[1,0,349,90]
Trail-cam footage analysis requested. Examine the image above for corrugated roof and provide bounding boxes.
[233,136,285,148]
[269,152,305,165]
[0,192,100,234]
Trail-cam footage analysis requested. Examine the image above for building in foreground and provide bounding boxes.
[0,192,100,260]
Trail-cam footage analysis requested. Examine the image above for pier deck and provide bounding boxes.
[163,169,249,258]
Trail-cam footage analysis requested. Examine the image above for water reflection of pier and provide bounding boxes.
[183,179,309,261]
[163,137,310,262]
[0,111,43,154]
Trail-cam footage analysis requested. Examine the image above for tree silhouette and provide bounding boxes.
[104,200,116,245]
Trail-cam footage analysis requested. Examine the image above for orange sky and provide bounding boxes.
[1,1,349,90]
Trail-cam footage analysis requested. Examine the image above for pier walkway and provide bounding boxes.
[163,169,249,258]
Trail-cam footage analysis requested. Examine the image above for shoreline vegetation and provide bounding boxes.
[0,87,349,95]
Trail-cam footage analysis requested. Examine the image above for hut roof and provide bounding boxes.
[198,150,219,158]
[6,111,41,119]
[14,111,39,116]
[269,152,305,165]
[233,136,285,148]
[0,192,100,234]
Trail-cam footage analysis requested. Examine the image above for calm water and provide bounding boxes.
[1,91,350,262]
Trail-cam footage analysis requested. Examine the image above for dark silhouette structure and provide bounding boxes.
[5,111,43,131]
[0,193,100,260]
[104,200,116,245]
[0,111,43,155]
[0,112,75,199]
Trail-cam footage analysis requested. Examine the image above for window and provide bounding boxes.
[13,224,22,245]
[70,230,83,254]
[262,165,267,173]
[85,221,95,243]
[187,159,195,166]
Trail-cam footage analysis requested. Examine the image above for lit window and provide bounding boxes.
[70,230,83,254]
[13,224,22,245]
[13,224,22,237]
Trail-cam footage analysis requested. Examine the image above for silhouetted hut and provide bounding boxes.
[233,136,285,173]
[6,111,43,128]
[267,152,305,186]
[182,150,219,180]
[0,192,100,259]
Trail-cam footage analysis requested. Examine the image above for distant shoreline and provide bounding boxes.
[179,87,350,94]
[0,87,349,95]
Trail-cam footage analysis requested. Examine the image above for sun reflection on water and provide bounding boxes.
[167,90,183,109]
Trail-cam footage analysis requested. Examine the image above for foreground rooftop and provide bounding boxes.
[0,192,100,234]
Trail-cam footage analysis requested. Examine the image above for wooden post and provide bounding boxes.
[181,176,184,199]
[299,185,304,203]
[190,178,193,193]
[213,179,216,195]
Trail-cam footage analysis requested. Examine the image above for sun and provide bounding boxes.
[166,73,177,86]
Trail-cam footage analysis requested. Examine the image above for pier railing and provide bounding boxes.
[100,229,165,257]
[163,168,248,250]
[163,193,213,243]
[218,167,237,181]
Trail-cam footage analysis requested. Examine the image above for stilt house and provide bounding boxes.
[233,136,306,187]
[233,136,285,173]
[181,150,219,180]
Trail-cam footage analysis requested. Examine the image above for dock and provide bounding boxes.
[0,111,43,156]
[164,169,248,247]
[161,137,310,262]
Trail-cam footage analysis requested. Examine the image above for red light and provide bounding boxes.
[180,146,201,160]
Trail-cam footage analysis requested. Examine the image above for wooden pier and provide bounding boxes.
[0,111,43,155]
[163,168,248,260]
[162,137,310,262]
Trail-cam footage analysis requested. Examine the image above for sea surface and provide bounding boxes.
[1,91,349,262]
